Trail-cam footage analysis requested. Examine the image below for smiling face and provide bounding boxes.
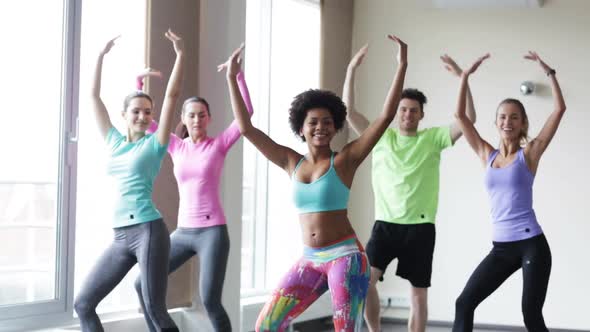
[496,100,529,144]
[397,98,424,132]
[299,108,336,146]
[122,96,153,134]
[182,101,211,138]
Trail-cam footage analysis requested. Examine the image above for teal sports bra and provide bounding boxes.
[292,152,350,214]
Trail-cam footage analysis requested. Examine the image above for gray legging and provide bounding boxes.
[74,219,179,332]
[135,224,231,332]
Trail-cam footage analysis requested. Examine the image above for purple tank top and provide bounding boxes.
[484,149,543,242]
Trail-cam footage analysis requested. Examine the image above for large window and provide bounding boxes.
[241,0,321,293]
[74,0,147,313]
[0,1,148,330]
[0,0,78,323]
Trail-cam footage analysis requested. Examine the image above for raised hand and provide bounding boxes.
[463,53,490,76]
[165,29,184,55]
[387,34,407,65]
[157,29,185,146]
[524,51,553,74]
[136,67,162,91]
[522,51,565,169]
[348,44,368,70]
[440,54,463,77]
[137,67,163,80]
[100,35,120,56]
[217,43,245,78]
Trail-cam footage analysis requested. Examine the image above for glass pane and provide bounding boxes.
[0,1,65,306]
[241,0,320,292]
[265,0,320,289]
[241,0,263,292]
[74,0,146,314]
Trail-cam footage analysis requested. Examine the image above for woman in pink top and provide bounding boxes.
[134,62,252,332]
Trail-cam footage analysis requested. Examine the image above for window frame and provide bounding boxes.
[241,0,272,294]
[241,0,321,295]
[0,0,81,328]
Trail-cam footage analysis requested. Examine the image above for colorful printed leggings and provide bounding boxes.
[255,236,370,332]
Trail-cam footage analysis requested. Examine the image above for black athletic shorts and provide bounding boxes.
[366,220,436,288]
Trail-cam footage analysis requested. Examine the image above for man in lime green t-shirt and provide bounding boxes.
[343,49,477,332]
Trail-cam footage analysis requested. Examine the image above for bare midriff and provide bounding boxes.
[299,209,356,247]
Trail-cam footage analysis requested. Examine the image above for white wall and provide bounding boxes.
[350,0,589,330]
[198,0,247,330]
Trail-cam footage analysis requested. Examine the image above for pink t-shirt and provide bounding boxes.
[150,72,253,228]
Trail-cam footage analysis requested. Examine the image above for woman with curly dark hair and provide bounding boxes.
[222,35,407,332]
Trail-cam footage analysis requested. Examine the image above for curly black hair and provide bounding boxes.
[401,88,427,111]
[288,89,347,142]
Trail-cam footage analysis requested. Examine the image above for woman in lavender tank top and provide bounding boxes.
[451,52,566,332]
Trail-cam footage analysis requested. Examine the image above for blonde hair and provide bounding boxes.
[497,98,529,146]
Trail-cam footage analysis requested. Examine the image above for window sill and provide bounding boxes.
[31,308,189,332]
